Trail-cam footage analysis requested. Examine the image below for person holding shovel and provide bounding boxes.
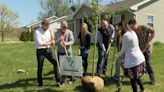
[34,19,63,87]
[128,19,156,85]
[55,21,75,84]
[78,23,91,76]
[96,20,115,76]
[117,21,145,92]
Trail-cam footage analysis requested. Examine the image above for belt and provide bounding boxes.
[37,48,49,50]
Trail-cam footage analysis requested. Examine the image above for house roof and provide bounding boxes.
[24,15,58,28]
[73,0,144,18]
[24,16,71,28]
[102,0,144,13]
[73,4,94,18]
[73,0,158,16]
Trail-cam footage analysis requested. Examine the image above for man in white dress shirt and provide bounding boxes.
[34,20,63,87]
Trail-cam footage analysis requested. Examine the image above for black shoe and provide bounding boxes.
[103,71,107,76]
[151,79,156,85]
[111,76,119,82]
[96,73,101,77]
[38,83,43,87]
[83,72,87,76]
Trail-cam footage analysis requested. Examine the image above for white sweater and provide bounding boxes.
[118,31,145,68]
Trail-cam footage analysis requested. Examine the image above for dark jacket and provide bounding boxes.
[78,32,91,49]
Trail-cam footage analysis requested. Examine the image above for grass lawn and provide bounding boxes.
[0,36,19,42]
[0,42,163,92]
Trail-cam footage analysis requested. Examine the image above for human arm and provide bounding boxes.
[62,31,74,46]
[118,34,128,58]
[143,27,155,52]
[97,31,106,51]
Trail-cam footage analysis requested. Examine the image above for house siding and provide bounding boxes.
[134,0,164,43]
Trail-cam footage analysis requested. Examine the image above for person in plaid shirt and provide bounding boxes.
[128,19,156,85]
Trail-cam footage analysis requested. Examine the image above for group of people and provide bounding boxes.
[34,18,155,92]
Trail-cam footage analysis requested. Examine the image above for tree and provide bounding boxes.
[0,4,18,42]
[38,0,73,19]
[90,0,102,77]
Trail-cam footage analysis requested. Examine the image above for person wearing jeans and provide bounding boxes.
[78,23,91,76]
[55,21,74,84]
[96,20,115,76]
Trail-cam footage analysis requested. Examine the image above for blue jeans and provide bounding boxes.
[80,48,89,73]
[97,46,110,74]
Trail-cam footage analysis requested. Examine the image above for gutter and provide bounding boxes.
[130,0,151,11]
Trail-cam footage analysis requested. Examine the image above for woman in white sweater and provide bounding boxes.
[117,21,145,92]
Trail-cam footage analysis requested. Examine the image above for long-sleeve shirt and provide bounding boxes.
[118,31,145,68]
[78,32,91,49]
[55,29,74,54]
[34,28,51,49]
[97,24,115,51]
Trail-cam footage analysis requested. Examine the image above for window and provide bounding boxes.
[147,15,154,27]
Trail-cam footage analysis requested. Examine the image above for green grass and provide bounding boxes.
[0,36,19,42]
[0,42,164,92]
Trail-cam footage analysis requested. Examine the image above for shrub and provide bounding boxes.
[153,41,163,46]
[19,31,34,42]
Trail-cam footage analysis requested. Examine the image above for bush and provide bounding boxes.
[153,41,163,46]
[19,31,34,42]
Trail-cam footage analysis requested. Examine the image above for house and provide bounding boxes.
[72,0,164,43]
[23,16,72,33]
[24,0,164,43]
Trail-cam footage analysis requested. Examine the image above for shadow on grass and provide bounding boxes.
[44,70,54,76]
[0,76,63,91]
[24,88,64,92]
[74,85,88,92]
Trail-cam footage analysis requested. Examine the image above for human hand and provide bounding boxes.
[142,43,151,53]
[60,36,64,42]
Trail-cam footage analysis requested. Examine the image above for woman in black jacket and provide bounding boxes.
[78,23,91,76]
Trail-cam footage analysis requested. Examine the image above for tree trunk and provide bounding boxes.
[1,29,4,42]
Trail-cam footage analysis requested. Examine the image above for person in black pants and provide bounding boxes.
[128,19,156,85]
[34,20,63,87]
[78,23,91,76]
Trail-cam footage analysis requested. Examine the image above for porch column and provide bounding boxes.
[29,27,32,32]
[74,19,77,42]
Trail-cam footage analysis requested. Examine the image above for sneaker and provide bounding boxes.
[68,80,73,84]
[57,80,64,87]
[83,72,87,76]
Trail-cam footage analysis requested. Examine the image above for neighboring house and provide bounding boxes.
[23,16,72,33]
[24,0,164,43]
[72,0,163,43]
